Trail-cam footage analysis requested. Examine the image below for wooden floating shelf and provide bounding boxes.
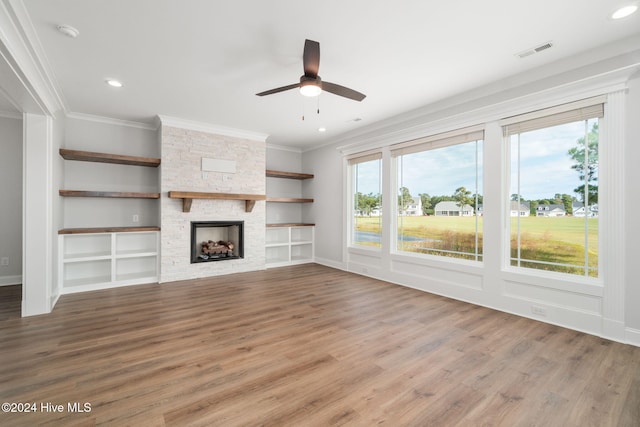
[60,148,160,167]
[266,197,314,203]
[60,190,160,199]
[168,191,266,213]
[59,226,160,235]
[266,223,315,227]
[266,170,314,180]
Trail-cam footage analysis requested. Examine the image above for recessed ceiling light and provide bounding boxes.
[611,4,638,19]
[106,79,123,88]
[56,24,79,38]
[318,127,326,132]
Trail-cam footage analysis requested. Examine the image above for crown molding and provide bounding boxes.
[0,0,66,115]
[266,143,302,153]
[66,112,157,131]
[157,115,268,142]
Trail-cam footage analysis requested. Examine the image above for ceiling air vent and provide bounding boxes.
[516,41,554,59]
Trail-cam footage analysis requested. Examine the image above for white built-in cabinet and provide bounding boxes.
[265,225,314,267]
[58,230,159,293]
[265,170,314,267]
[58,149,161,293]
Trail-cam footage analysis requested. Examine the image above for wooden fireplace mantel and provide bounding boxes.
[168,191,266,213]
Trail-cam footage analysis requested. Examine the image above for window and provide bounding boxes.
[349,153,382,247]
[392,128,484,261]
[504,100,603,277]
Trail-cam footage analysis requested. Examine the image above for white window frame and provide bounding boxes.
[501,96,605,281]
[346,150,383,251]
[390,126,485,262]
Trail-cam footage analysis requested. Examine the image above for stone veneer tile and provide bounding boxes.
[160,126,266,282]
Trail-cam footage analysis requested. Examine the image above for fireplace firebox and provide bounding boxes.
[191,221,244,263]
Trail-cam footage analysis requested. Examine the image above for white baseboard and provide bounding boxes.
[313,256,347,271]
[0,275,21,286]
[626,328,640,347]
[602,318,626,342]
[50,293,60,312]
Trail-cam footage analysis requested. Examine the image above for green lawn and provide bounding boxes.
[355,215,598,276]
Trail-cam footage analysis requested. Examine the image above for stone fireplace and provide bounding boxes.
[191,221,244,263]
[159,119,266,283]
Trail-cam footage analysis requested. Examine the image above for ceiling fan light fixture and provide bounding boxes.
[611,4,638,19]
[300,81,321,97]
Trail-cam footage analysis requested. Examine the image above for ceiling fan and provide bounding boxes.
[256,39,366,102]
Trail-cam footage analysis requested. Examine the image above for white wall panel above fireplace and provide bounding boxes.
[201,157,236,174]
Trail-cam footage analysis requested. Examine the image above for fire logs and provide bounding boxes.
[201,240,234,256]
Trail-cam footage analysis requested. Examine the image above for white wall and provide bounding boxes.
[624,71,640,333]
[62,116,159,228]
[301,143,344,267]
[0,116,22,285]
[303,50,640,346]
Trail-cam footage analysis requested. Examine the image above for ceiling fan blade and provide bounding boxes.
[256,83,299,97]
[321,81,366,101]
[303,39,320,77]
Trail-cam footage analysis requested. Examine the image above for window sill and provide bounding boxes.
[390,250,483,274]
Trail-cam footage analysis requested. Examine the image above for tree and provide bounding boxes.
[568,122,598,204]
[561,194,573,215]
[418,193,432,215]
[529,200,538,215]
[355,192,380,216]
[398,187,413,213]
[453,187,473,215]
[511,193,523,201]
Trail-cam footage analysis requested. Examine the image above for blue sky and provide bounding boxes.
[354,119,597,201]
[511,119,596,200]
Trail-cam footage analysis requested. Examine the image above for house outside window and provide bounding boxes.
[504,100,602,278]
[392,128,484,261]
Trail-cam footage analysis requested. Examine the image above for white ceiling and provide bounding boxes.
[16,0,640,149]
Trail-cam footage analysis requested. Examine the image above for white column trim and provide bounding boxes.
[22,112,53,316]
[600,89,626,340]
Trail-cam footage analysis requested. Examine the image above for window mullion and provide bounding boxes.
[517,134,522,268]
[583,119,589,277]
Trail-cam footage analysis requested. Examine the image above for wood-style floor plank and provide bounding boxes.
[0,264,639,426]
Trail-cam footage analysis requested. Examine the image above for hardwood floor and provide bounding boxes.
[1,264,639,426]
[0,284,21,321]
